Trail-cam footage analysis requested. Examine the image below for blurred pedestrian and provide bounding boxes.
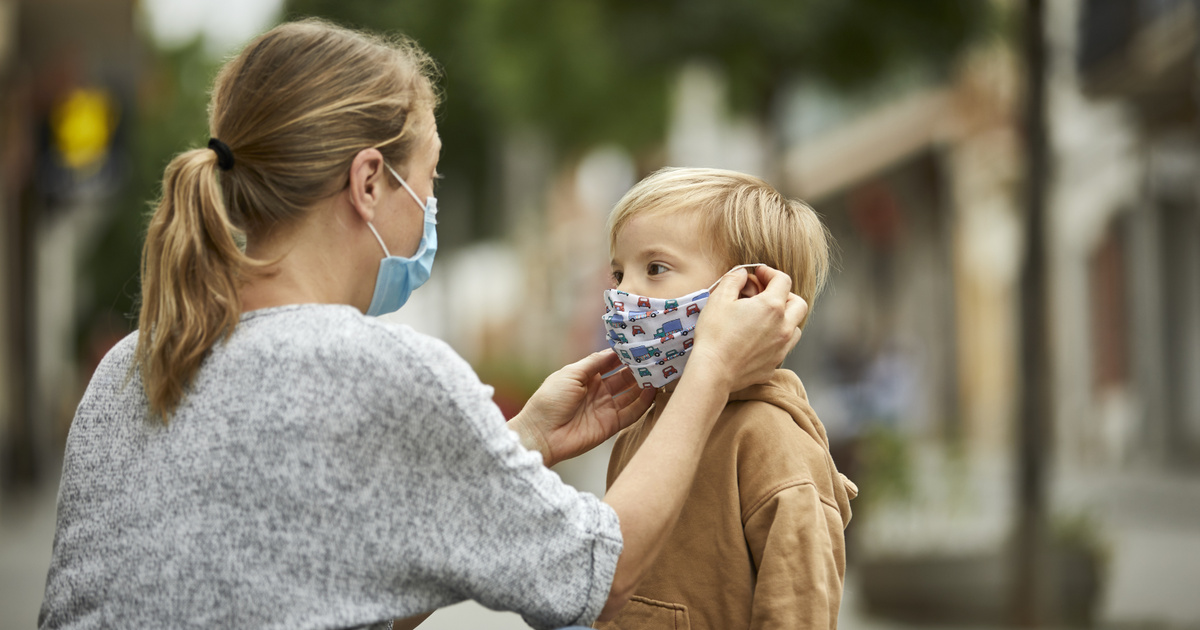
[38,19,807,630]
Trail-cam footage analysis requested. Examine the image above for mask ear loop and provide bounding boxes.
[384,162,437,223]
[368,162,433,259]
[366,223,392,258]
[706,263,762,293]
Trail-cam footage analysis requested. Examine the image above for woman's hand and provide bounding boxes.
[688,265,809,394]
[509,350,656,467]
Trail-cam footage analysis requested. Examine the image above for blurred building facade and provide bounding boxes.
[1067,0,1200,468]
[0,0,138,496]
[781,0,1200,472]
[785,0,1200,624]
[0,0,19,498]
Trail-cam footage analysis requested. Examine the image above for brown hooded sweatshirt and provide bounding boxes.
[597,369,857,630]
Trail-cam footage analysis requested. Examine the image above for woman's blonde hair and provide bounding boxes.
[607,167,832,326]
[136,19,440,420]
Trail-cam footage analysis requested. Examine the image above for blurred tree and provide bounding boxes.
[284,0,991,238]
[79,39,217,339]
[81,1,992,340]
[289,0,990,151]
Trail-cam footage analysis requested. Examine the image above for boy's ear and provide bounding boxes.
[739,272,765,298]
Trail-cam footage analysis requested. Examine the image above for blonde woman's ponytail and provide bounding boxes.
[133,19,439,420]
[136,148,248,420]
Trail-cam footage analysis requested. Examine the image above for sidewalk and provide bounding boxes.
[0,483,57,630]
[856,443,1200,629]
[1055,465,1200,627]
[3,457,1198,629]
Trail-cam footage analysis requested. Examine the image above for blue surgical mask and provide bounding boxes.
[364,163,438,316]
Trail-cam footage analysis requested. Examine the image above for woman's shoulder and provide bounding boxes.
[236,303,445,351]
[83,330,141,391]
[230,303,479,388]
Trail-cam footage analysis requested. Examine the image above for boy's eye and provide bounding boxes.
[610,270,623,285]
[647,263,668,276]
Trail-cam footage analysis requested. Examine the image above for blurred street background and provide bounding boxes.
[2,0,1199,628]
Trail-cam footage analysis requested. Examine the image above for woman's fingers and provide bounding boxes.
[755,264,793,297]
[788,326,803,352]
[711,267,751,300]
[784,294,809,330]
[611,385,655,428]
[602,363,639,396]
[610,382,639,407]
[602,364,654,419]
[759,292,807,364]
[564,349,623,381]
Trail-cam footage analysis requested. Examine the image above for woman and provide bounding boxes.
[39,19,807,630]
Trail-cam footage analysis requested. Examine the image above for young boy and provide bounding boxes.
[598,167,857,630]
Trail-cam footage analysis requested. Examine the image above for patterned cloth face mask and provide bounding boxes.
[601,264,760,389]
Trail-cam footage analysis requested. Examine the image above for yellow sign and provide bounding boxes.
[51,88,119,173]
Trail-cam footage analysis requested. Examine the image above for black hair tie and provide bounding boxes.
[208,138,235,171]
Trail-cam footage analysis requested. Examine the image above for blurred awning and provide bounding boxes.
[1077,0,1198,127]
[784,89,952,202]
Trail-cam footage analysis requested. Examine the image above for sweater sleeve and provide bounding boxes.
[743,482,846,630]
[377,326,623,630]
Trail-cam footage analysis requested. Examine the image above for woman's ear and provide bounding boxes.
[739,271,765,298]
[347,148,386,223]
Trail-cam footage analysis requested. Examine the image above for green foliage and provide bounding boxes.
[1051,509,1110,561]
[81,39,219,334]
[284,0,992,240]
[286,0,990,154]
[856,423,914,514]
[79,1,993,344]
[473,359,552,419]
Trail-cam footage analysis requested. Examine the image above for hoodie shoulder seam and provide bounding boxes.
[742,478,838,524]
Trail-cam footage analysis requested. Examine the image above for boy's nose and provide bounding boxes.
[616,280,643,297]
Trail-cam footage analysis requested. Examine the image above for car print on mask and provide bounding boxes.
[654,319,683,339]
[630,345,662,363]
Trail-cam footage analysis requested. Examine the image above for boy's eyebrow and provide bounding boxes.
[611,247,682,268]
[640,248,679,261]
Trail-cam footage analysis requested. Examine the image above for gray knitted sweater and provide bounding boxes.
[39,304,622,630]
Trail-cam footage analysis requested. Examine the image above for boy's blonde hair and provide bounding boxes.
[607,167,832,326]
